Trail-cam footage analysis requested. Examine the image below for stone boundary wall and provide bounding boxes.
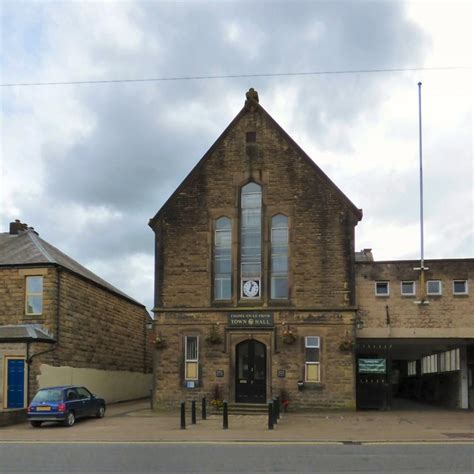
[0,409,26,427]
[37,364,152,403]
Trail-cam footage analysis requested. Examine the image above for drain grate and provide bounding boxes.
[443,432,474,439]
[342,440,362,445]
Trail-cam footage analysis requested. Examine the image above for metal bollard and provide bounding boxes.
[273,398,278,425]
[191,400,196,424]
[223,401,229,429]
[268,401,274,430]
[180,401,186,429]
[202,397,207,420]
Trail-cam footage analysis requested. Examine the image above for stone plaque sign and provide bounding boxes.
[277,369,286,378]
[228,312,274,329]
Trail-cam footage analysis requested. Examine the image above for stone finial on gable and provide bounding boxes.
[245,88,259,110]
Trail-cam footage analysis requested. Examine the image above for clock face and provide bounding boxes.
[243,279,260,298]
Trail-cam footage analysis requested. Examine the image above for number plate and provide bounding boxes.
[37,406,51,411]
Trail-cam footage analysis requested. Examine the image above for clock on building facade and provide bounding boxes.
[242,279,260,298]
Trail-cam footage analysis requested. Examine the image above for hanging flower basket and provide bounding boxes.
[339,340,355,352]
[281,325,297,344]
[154,335,167,350]
[205,323,223,345]
[282,334,297,344]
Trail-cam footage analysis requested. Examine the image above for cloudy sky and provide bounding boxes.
[1,0,472,312]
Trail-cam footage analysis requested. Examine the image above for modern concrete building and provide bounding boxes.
[355,253,474,409]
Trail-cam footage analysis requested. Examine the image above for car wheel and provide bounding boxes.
[96,405,106,418]
[63,411,75,427]
[30,421,42,428]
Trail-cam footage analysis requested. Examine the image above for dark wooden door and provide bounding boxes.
[235,340,266,403]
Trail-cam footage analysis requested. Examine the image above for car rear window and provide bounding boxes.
[32,389,64,403]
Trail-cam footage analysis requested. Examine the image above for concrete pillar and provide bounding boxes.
[459,346,468,409]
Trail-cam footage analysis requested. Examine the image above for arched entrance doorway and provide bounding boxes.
[235,339,266,403]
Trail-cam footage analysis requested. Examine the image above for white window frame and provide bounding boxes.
[401,281,416,296]
[422,353,440,374]
[304,336,321,383]
[25,275,43,315]
[426,280,442,295]
[407,360,417,376]
[434,349,461,373]
[453,280,468,295]
[375,281,390,297]
[184,336,199,381]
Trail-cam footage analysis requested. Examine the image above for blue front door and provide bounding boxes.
[7,359,25,408]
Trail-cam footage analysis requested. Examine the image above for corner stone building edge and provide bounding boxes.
[149,89,363,409]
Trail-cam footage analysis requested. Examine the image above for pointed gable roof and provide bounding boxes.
[0,229,144,307]
[149,89,362,228]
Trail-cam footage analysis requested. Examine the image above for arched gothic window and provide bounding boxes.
[214,217,232,300]
[271,214,289,299]
[240,182,262,299]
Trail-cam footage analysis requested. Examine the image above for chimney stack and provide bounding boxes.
[9,220,29,235]
[362,248,374,261]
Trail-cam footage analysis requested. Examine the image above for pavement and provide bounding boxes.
[1,399,474,443]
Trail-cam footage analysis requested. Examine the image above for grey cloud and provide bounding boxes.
[3,1,434,306]
[44,1,427,208]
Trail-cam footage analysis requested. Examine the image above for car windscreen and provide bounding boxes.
[32,389,64,403]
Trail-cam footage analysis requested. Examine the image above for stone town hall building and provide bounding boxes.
[149,89,473,410]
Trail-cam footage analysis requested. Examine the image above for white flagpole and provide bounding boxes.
[414,81,429,304]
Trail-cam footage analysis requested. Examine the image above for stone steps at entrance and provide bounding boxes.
[227,403,268,415]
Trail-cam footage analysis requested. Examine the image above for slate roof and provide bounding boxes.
[0,230,143,307]
[0,324,55,343]
[355,249,374,262]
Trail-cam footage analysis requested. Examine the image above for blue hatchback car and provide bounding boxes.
[27,385,106,427]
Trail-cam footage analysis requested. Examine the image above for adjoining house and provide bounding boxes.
[149,88,473,411]
[0,220,152,424]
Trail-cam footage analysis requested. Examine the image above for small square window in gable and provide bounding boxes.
[453,280,468,295]
[375,281,389,296]
[246,131,257,143]
[427,280,442,295]
[401,281,415,296]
